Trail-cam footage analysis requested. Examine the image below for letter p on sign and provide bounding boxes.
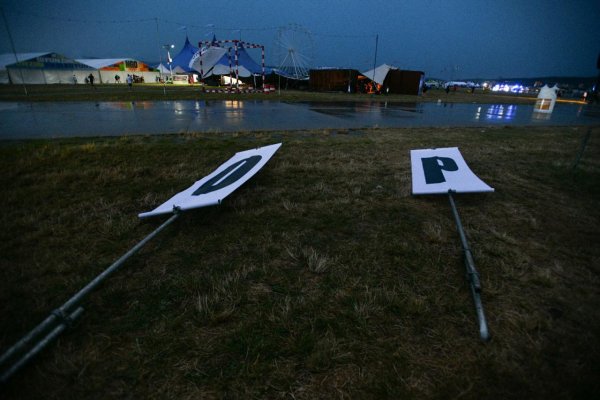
[410,147,494,195]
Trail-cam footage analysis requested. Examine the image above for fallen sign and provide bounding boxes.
[139,143,282,218]
[411,147,494,195]
[0,143,282,384]
[410,147,493,341]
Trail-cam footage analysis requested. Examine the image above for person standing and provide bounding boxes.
[126,74,133,90]
[88,73,95,86]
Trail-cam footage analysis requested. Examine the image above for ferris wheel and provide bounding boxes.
[274,24,315,80]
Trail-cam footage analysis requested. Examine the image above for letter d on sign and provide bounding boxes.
[192,155,262,195]
[422,156,458,184]
[138,143,281,218]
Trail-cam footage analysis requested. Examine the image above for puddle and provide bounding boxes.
[0,100,597,139]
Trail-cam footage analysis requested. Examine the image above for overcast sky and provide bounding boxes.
[1,0,598,79]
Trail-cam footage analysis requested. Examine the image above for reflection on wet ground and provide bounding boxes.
[0,100,598,139]
[304,101,422,118]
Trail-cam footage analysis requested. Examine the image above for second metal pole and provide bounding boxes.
[448,191,490,341]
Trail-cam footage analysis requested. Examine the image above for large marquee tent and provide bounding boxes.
[188,47,228,78]
[209,43,266,78]
[2,52,97,84]
[0,53,47,84]
[190,36,270,88]
[76,58,160,83]
[168,36,199,74]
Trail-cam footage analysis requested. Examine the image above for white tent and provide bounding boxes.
[361,64,398,85]
[76,58,128,70]
[77,58,161,83]
[156,63,171,74]
[189,47,228,78]
[172,66,189,74]
[2,52,95,84]
[0,53,46,84]
[157,63,188,74]
[207,43,265,78]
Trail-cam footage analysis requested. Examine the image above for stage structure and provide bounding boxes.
[197,39,266,91]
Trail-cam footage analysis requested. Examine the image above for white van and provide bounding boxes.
[172,75,190,85]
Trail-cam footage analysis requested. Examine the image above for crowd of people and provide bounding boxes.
[72,73,138,89]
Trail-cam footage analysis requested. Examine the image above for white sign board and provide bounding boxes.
[139,143,282,218]
[411,147,494,195]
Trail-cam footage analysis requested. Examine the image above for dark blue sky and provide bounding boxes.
[1,0,598,79]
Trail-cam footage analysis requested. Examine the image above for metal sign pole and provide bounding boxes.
[1,7,28,95]
[572,127,592,169]
[0,211,180,384]
[448,191,490,341]
[0,307,84,384]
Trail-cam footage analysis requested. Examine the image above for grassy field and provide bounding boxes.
[0,126,599,399]
[0,84,546,104]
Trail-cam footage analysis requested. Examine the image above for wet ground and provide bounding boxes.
[0,100,598,139]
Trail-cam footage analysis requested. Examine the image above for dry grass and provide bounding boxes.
[0,125,599,399]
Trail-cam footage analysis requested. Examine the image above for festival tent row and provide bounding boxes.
[1,36,294,87]
[0,52,161,84]
[2,44,423,93]
[155,36,268,86]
